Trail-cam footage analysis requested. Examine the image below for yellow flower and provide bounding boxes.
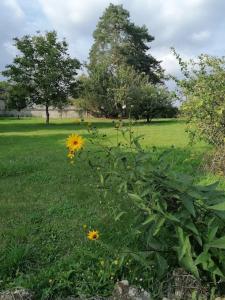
[67,151,75,159]
[66,134,84,152]
[87,230,99,240]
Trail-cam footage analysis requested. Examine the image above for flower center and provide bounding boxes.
[73,141,78,145]
[93,234,97,239]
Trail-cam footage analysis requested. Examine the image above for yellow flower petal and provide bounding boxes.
[66,134,84,152]
[87,230,99,240]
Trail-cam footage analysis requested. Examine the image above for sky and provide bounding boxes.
[1,0,225,78]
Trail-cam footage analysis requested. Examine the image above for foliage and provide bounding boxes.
[80,64,147,117]
[80,64,175,120]
[203,146,225,177]
[172,49,225,147]
[82,3,166,118]
[2,31,80,124]
[73,121,225,298]
[0,81,28,118]
[88,4,163,83]
[6,84,28,118]
[130,84,176,122]
[0,81,9,102]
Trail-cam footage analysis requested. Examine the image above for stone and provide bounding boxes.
[112,280,151,300]
[0,289,33,300]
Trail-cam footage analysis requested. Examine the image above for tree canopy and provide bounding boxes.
[2,31,80,123]
[88,4,163,83]
[173,48,225,147]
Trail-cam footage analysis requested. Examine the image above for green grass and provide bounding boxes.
[0,117,224,298]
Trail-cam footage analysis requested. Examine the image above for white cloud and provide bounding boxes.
[1,0,225,76]
[3,0,24,18]
[192,31,211,42]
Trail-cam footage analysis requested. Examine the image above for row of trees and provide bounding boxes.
[1,4,177,123]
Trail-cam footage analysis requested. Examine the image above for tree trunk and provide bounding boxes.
[146,113,153,123]
[46,105,50,124]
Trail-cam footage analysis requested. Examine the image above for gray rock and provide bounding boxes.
[112,280,151,300]
[0,289,33,300]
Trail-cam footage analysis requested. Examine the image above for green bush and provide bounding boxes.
[172,49,225,147]
[78,122,225,297]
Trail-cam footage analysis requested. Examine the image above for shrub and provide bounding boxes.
[172,49,225,147]
[67,122,225,298]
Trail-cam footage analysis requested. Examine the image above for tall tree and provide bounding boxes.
[130,84,175,123]
[88,4,163,83]
[80,64,148,117]
[2,31,80,124]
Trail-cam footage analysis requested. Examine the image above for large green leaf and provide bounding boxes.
[207,236,225,249]
[156,253,168,277]
[208,202,225,211]
[177,227,199,278]
[153,217,166,236]
[182,196,196,217]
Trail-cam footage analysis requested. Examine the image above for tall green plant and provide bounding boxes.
[172,49,225,146]
[68,122,225,297]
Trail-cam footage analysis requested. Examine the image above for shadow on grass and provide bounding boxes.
[0,130,205,177]
[0,118,185,133]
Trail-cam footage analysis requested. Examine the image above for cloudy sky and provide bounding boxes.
[1,0,225,77]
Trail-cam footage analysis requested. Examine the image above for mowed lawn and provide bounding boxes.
[0,117,224,298]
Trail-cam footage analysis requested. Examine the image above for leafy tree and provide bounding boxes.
[83,4,166,118]
[2,31,80,124]
[88,3,163,83]
[6,84,28,119]
[80,63,174,121]
[130,84,175,123]
[0,81,11,102]
[172,48,225,146]
[80,64,148,117]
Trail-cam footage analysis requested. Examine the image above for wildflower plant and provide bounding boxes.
[66,118,225,298]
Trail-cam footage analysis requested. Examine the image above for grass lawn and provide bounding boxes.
[0,117,224,298]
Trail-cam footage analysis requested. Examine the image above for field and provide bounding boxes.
[0,117,224,298]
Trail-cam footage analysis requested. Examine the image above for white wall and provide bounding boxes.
[0,101,84,118]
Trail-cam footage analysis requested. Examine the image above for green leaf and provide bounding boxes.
[142,215,155,225]
[128,193,143,202]
[100,174,104,185]
[208,225,219,242]
[115,211,126,221]
[181,251,199,278]
[207,236,225,249]
[153,217,166,236]
[177,227,188,261]
[195,251,210,267]
[208,202,225,211]
[128,193,151,213]
[182,196,196,217]
[185,222,199,236]
[156,253,168,277]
